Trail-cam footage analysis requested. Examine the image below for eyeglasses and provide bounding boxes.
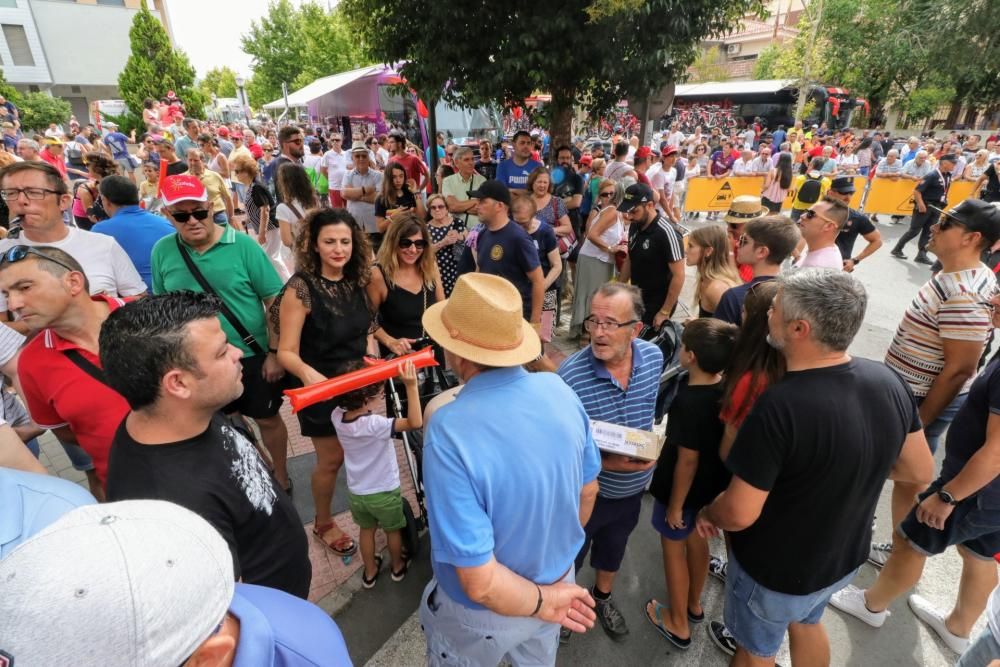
[801,208,836,224]
[738,234,754,247]
[583,317,639,333]
[399,238,428,249]
[0,245,77,273]
[331,138,342,143]
[168,208,211,223]
[938,215,967,231]
[0,187,63,201]
[429,204,447,211]
[599,192,614,198]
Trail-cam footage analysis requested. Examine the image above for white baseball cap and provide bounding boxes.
[0,500,235,666]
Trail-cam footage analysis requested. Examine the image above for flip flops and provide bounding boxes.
[644,599,692,650]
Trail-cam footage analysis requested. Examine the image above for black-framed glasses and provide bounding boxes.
[0,187,63,201]
[399,238,428,249]
[583,317,638,333]
[0,245,77,273]
[168,209,211,223]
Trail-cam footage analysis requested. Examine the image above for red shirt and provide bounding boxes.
[389,153,428,188]
[40,148,67,179]
[18,295,131,484]
[720,371,769,428]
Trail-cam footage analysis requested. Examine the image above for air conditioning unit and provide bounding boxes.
[727,43,742,55]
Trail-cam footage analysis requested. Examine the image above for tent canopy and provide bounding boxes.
[674,79,797,98]
[262,64,397,117]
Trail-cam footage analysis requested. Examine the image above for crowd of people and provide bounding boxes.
[3,103,1000,667]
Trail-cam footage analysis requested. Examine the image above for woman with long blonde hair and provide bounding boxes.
[368,211,445,356]
[686,224,742,317]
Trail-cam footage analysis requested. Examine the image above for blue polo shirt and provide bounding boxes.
[92,205,175,288]
[558,339,663,499]
[496,157,542,191]
[231,583,352,666]
[424,366,601,609]
[0,467,96,559]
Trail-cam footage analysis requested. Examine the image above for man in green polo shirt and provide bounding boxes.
[442,146,485,228]
[150,175,292,492]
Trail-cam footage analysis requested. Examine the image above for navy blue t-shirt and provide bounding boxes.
[714,275,776,326]
[529,221,558,287]
[941,358,1000,508]
[477,221,540,317]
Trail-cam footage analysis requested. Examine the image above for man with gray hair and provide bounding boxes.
[697,270,934,666]
[16,138,39,162]
[443,145,485,228]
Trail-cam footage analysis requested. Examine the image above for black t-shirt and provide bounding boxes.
[941,358,1000,508]
[835,208,877,259]
[649,380,728,510]
[553,167,584,231]
[476,220,540,317]
[915,169,949,206]
[627,215,685,318]
[106,413,312,598]
[375,188,417,219]
[475,159,497,181]
[165,160,189,176]
[983,163,1000,202]
[726,359,920,595]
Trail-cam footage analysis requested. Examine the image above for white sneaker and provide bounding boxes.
[908,594,970,654]
[829,585,890,628]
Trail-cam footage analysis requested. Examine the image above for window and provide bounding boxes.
[95,0,126,5]
[0,1,18,8]
[1,24,33,66]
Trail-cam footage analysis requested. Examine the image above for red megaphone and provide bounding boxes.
[283,347,438,413]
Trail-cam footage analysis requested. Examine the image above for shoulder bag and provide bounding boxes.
[174,235,267,357]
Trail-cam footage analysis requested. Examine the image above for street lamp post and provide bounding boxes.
[235,76,249,123]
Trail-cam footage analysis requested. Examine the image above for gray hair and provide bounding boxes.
[453,146,473,161]
[186,147,204,160]
[778,270,867,352]
[593,282,644,321]
[886,149,899,158]
[17,138,38,152]
[916,150,928,159]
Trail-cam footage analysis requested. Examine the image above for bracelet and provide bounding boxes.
[268,348,278,354]
[530,584,543,616]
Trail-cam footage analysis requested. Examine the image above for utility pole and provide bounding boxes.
[795,0,824,122]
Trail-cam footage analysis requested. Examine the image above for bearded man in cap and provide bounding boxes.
[418,272,600,666]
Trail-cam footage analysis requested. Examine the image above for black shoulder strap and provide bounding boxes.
[64,349,108,386]
[174,235,267,357]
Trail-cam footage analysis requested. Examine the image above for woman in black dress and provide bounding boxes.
[275,208,374,558]
[367,211,444,357]
[375,162,426,234]
[425,193,466,296]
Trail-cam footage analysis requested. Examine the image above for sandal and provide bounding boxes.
[644,599,692,650]
[311,521,358,557]
[362,556,383,589]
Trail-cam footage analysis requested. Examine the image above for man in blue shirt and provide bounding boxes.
[92,176,174,287]
[103,122,135,183]
[496,130,542,192]
[0,499,352,666]
[558,282,663,642]
[419,272,601,666]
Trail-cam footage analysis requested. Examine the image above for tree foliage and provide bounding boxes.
[342,0,765,145]
[688,48,729,83]
[241,0,366,107]
[199,66,238,99]
[118,0,204,118]
[18,92,71,132]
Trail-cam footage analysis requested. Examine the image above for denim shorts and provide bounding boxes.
[898,483,1000,560]
[650,499,697,541]
[724,552,858,657]
[956,627,1000,667]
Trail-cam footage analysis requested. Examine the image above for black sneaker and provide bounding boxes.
[595,596,629,641]
[890,248,907,259]
[708,556,728,582]
[708,621,737,656]
[559,627,571,645]
[914,252,934,265]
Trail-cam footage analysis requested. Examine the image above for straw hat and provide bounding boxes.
[422,273,540,367]
[724,195,768,225]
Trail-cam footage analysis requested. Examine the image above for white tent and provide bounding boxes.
[262,64,394,118]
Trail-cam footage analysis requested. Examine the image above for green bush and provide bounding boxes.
[18,93,71,133]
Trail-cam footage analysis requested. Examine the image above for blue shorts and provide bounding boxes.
[650,499,697,541]
[898,483,1000,561]
[724,552,858,658]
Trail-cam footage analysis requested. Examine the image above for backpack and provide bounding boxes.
[797,174,823,204]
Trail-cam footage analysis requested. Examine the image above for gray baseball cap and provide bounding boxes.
[0,500,235,666]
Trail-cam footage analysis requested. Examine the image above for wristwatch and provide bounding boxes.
[936,488,959,505]
[851,256,861,265]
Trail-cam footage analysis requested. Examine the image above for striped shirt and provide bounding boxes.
[558,339,663,498]
[886,266,997,397]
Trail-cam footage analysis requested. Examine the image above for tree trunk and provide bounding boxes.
[944,99,963,129]
[548,87,576,166]
[963,106,979,129]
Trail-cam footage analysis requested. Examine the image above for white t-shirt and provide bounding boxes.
[988,583,1000,642]
[732,158,753,175]
[795,244,843,270]
[650,166,676,213]
[303,153,323,173]
[376,147,390,169]
[275,198,311,237]
[0,227,146,311]
[742,129,756,149]
[322,149,350,190]
[331,407,401,496]
[667,131,685,148]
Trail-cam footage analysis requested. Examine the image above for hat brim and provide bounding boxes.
[723,206,769,224]
[832,186,856,194]
[422,301,541,367]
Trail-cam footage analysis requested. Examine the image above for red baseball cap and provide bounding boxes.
[217,126,229,137]
[579,154,593,165]
[634,146,653,160]
[659,144,678,157]
[160,175,208,207]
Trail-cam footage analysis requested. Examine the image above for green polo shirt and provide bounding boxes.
[441,170,485,227]
[150,226,284,357]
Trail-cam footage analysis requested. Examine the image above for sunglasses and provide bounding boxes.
[399,238,428,249]
[938,215,968,231]
[800,209,835,224]
[599,191,614,198]
[169,209,211,223]
[429,204,447,211]
[738,234,754,247]
[0,245,77,273]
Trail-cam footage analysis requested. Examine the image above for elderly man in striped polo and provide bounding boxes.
[558,282,663,643]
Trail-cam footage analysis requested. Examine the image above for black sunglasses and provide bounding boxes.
[169,209,211,223]
[938,215,967,231]
[0,245,77,273]
[399,238,428,249]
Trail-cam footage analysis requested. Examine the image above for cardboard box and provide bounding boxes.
[590,419,665,462]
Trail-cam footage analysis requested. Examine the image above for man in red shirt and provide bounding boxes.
[243,129,264,161]
[39,138,68,181]
[0,245,132,498]
[386,130,428,192]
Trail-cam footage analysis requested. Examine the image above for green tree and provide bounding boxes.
[0,69,21,105]
[199,66,238,99]
[17,92,71,132]
[293,4,367,90]
[118,0,204,118]
[240,0,304,106]
[342,0,765,147]
[688,47,729,83]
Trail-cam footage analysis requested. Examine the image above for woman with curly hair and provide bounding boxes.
[367,211,444,357]
[274,207,374,559]
[72,153,117,229]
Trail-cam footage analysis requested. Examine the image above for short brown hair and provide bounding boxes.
[0,160,68,195]
[744,215,800,266]
[681,318,739,374]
